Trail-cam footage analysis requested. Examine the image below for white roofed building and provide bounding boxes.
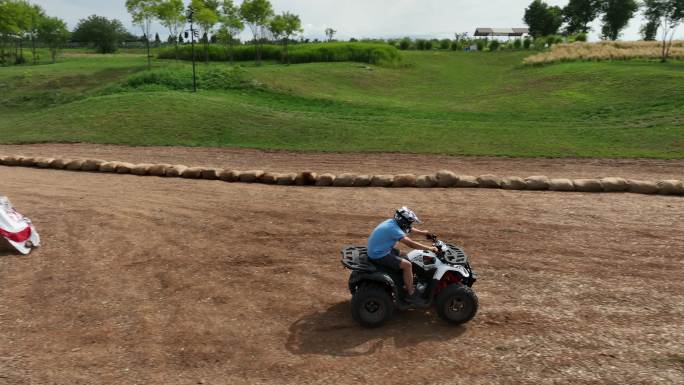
[474,28,529,38]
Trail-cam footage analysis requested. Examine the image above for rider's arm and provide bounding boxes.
[409,228,434,240]
[410,228,426,236]
[400,236,433,251]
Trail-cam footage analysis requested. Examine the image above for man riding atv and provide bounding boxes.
[367,207,437,303]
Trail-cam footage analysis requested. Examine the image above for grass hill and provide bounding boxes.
[1,48,682,158]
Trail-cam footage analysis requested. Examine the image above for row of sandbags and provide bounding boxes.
[1,155,682,195]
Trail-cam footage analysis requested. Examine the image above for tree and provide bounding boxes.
[642,0,684,61]
[325,27,336,41]
[523,0,563,38]
[269,14,286,44]
[126,0,157,69]
[599,0,639,40]
[3,0,35,64]
[641,19,659,40]
[24,3,45,64]
[191,0,220,63]
[563,0,601,34]
[155,0,185,60]
[270,11,301,64]
[72,15,128,54]
[220,0,244,64]
[37,16,68,63]
[0,0,20,64]
[240,0,274,65]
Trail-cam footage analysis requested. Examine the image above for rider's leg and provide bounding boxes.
[400,259,414,295]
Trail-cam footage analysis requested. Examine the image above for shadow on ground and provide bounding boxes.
[286,301,467,357]
[0,240,21,257]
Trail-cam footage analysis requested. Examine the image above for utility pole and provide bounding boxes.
[187,8,198,93]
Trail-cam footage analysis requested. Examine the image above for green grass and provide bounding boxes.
[1,49,682,158]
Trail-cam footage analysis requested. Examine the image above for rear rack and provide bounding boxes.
[341,246,377,272]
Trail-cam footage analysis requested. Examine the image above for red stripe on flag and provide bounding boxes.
[0,226,32,243]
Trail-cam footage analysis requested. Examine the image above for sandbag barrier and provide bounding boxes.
[1,155,682,196]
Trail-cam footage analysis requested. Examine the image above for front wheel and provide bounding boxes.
[435,284,478,324]
[351,283,394,328]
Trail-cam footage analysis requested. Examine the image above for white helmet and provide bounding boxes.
[394,206,421,231]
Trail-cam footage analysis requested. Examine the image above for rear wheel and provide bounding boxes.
[435,284,478,324]
[351,283,394,328]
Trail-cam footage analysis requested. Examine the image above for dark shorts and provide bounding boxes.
[370,248,403,270]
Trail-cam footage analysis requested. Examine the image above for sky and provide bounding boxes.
[29,0,682,42]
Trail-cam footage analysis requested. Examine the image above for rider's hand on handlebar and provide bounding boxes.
[429,246,439,253]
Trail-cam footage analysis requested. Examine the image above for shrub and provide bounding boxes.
[523,38,532,49]
[399,38,411,50]
[476,39,486,51]
[122,66,250,91]
[440,39,451,50]
[451,40,461,51]
[415,39,426,50]
[425,40,434,50]
[513,39,522,49]
[534,37,547,50]
[489,40,500,51]
[546,35,557,47]
[574,33,587,42]
[158,42,401,66]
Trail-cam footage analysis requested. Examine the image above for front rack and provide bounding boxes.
[443,244,468,265]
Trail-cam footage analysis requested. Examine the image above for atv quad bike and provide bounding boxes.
[341,235,478,328]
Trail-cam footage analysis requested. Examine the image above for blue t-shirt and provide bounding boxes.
[367,219,406,259]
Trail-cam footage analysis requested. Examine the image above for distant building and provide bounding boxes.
[474,28,529,38]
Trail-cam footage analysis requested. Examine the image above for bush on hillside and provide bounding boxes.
[489,40,500,51]
[158,43,401,66]
[121,66,251,91]
[513,39,522,49]
[523,38,532,49]
[399,38,411,50]
[476,39,486,51]
[534,37,547,50]
[440,39,451,50]
[546,36,557,47]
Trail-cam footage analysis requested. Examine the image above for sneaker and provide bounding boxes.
[404,292,427,306]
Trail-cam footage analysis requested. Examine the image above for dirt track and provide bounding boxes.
[0,148,683,385]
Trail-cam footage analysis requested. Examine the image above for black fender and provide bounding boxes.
[348,271,399,298]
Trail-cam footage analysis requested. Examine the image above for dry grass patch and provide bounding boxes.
[524,41,684,65]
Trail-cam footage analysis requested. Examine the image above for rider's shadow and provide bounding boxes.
[285,301,467,357]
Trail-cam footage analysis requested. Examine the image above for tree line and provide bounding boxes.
[0,0,303,67]
[524,0,682,60]
[0,0,69,65]
[124,0,302,68]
